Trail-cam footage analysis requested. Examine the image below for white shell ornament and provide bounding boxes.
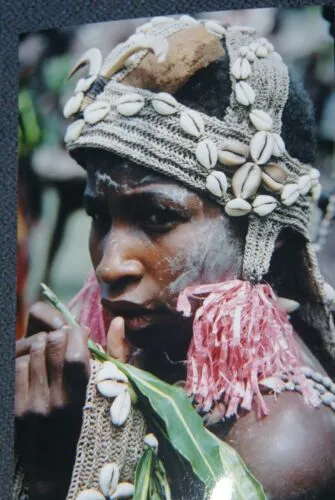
[68,48,103,79]
[99,463,120,497]
[276,297,300,313]
[63,92,84,118]
[272,133,285,157]
[96,362,128,383]
[235,81,255,106]
[250,131,274,165]
[231,57,251,80]
[256,45,268,58]
[205,170,227,198]
[298,175,312,195]
[84,101,111,124]
[218,140,249,167]
[110,390,131,426]
[180,109,204,138]
[249,109,273,131]
[64,120,85,144]
[281,183,300,206]
[252,195,277,216]
[231,163,262,199]
[144,433,159,450]
[97,380,128,398]
[196,139,218,169]
[225,198,252,217]
[309,168,320,182]
[76,490,105,500]
[74,75,97,94]
[204,20,227,38]
[117,93,145,117]
[262,163,288,192]
[324,283,335,304]
[112,482,135,499]
[151,92,178,115]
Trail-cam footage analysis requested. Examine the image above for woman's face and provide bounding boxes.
[81,150,245,356]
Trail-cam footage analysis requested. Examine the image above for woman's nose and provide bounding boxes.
[95,229,145,293]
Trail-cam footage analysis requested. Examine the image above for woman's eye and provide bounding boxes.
[143,209,184,231]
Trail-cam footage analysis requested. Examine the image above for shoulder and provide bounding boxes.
[216,391,335,499]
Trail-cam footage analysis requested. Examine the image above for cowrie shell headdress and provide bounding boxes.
[63,15,334,358]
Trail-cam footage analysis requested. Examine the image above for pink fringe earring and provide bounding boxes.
[177,280,320,419]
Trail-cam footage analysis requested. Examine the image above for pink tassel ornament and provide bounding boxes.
[177,280,320,419]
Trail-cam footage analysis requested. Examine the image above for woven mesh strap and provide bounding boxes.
[67,360,147,498]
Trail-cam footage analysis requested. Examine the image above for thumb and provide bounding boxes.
[106,317,130,362]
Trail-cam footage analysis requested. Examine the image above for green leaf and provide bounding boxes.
[118,363,266,499]
[134,448,154,500]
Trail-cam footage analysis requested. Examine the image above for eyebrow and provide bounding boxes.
[83,186,193,213]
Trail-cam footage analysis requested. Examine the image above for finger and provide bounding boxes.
[63,327,90,406]
[45,329,67,408]
[27,301,66,337]
[106,317,130,362]
[15,354,30,417]
[16,330,50,358]
[28,333,50,414]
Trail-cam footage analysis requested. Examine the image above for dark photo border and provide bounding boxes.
[1,1,333,498]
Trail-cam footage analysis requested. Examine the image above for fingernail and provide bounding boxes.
[112,317,124,330]
[52,316,65,329]
[61,325,71,332]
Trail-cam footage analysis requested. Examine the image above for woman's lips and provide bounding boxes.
[122,312,176,333]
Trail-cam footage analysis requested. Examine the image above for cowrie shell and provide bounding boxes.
[266,42,274,53]
[96,362,128,383]
[76,489,105,500]
[276,297,300,313]
[84,100,111,124]
[235,81,255,106]
[99,463,120,497]
[252,195,277,216]
[249,42,261,52]
[179,15,199,24]
[74,75,97,94]
[110,390,131,426]
[117,93,145,116]
[232,163,261,199]
[246,51,256,62]
[272,133,285,156]
[231,57,251,80]
[64,120,85,143]
[281,183,300,206]
[206,170,227,198]
[112,482,135,499]
[218,140,249,166]
[144,433,159,450]
[180,109,204,138]
[204,20,227,38]
[262,163,288,192]
[151,92,178,115]
[298,175,312,195]
[250,131,274,165]
[196,139,217,169]
[225,198,252,217]
[63,92,84,118]
[256,46,268,58]
[309,168,320,183]
[97,380,128,398]
[311,183,322,202]
[239,46,249,57]
[249,109,273,131]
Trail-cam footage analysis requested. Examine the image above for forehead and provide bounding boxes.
[77,148,193,194]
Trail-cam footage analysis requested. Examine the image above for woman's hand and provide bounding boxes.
[15,302,90,500]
